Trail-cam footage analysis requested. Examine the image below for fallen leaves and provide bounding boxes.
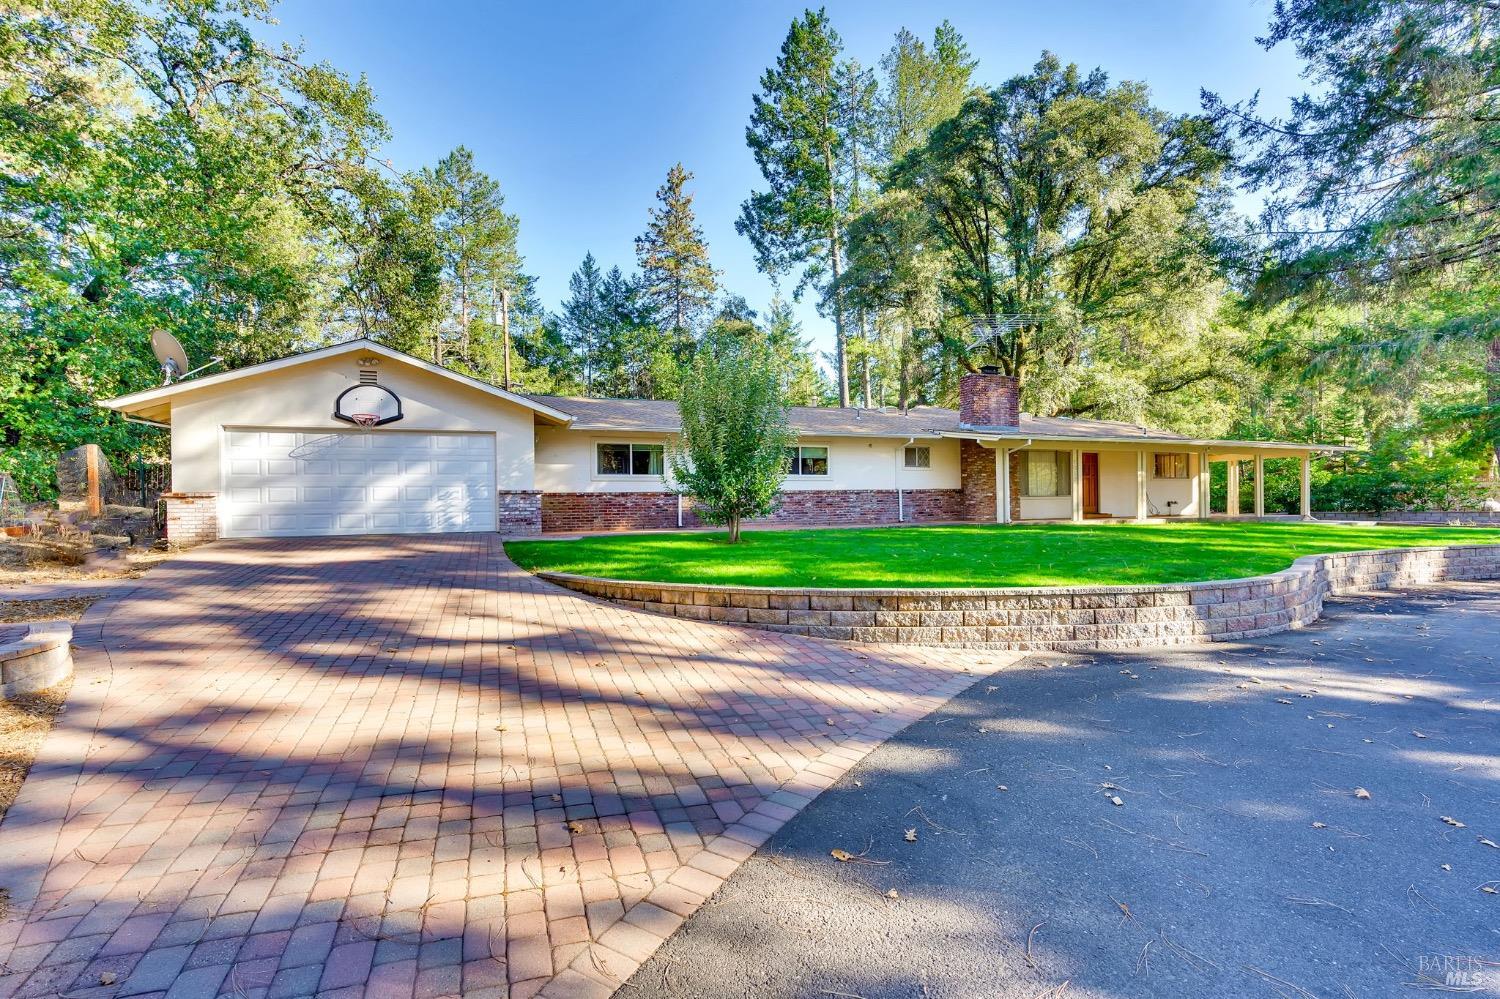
[904,828,918,842]
[1441,816,1466,828]
[1353,787,1372,800]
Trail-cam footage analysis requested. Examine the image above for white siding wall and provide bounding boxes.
[169,354,537,494]
[533,428,961,493]
[1145,450,1201,517]
[1016,446,1204,520]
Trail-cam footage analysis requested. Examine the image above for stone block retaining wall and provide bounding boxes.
[1316,510,1500,526]
[0,621,73,698]
[538,544,1500,651]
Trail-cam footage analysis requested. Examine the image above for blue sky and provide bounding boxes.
[261,1,1304,360]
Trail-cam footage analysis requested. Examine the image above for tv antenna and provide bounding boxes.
[967,314,1043,367]
[151,330,223,385]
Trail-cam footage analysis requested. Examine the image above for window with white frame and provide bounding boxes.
[596,442,664,476]
[783,445,829,476]
[903,445,931,469]
[1019,450,1071,497]
[1153,452,1189,479]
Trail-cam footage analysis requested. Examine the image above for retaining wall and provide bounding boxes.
[537,544,1500,651]
[1315,510,1500,527]
[0,621,74,698]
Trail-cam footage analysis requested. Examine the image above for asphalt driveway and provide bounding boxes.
[626,583,1500,998]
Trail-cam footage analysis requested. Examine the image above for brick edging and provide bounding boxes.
[536,544,1500,651]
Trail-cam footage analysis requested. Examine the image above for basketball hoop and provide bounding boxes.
[350,413,379,430]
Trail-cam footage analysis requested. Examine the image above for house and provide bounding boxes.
[99,338,1338,543]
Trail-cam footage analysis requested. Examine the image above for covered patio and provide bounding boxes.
[952,435,1336,525]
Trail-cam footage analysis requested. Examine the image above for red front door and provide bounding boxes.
[1082,453,1100,515]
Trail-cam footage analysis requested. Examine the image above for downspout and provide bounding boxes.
[896,437,915,522]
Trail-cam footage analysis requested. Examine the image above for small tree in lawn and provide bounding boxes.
[670,336,795,542]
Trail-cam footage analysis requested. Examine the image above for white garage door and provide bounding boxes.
[221,429,497,538]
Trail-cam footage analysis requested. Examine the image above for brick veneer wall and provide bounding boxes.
[162,492,218,547]
[495,490,542,536]
[539,489,965,533]
[539,543,1500,651]
[959,440,996,522]
[542,492,685,533]
[1007,451,1022,522]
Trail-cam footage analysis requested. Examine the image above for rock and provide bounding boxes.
[76,505,158,546]
[55,444,121,514]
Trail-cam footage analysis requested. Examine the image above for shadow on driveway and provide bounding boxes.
[626,583,1500,998]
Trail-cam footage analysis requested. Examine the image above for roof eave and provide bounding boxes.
[96,339,575,425]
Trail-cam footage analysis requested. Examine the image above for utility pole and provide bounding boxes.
[498,287,512,391]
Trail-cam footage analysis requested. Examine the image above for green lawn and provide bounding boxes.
[505,521,1500,589]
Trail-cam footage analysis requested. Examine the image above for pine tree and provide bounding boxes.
[880,22,976,162]
[413,147,521,370]
[560,253,607,393]
[635,163,717,356]
[738,9,860,407]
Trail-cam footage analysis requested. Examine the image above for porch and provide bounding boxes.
[966,440,1319,524]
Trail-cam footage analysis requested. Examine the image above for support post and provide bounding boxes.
[1253,455,1265,518]
[1300,454,1313,521]
[1136,450,1148,521]
[997,448,1011,524]
[1071,449,1083,523]
[1226,461,1240,517]
[1197,451,1211,519]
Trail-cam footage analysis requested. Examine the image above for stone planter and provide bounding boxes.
[0,621,74,698]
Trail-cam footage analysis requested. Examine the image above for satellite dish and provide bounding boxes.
[151,330,190,385]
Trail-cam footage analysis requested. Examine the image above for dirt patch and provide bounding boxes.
[0,597,101,624]
[0,541,171,586]
[0,678,71,831]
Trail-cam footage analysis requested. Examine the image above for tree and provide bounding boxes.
[635,163,717,353]
[763,299,833,406]
[889,53,1233,413]
[739,9,861,407]
[879,22,976,162]
[1206,0,1500,472]
[841,189,945,410]
[559,253,610,392]
[0,0,409,498]
[669,335,796,542]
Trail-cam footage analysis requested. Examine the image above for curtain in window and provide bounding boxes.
[1021,451,1071,496]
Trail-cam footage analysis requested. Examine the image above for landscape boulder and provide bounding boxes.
[56,444,121,514]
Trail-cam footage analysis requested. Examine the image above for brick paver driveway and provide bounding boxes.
[0,536,995,998]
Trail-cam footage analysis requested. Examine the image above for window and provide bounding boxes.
[597,442,664,476]
[903,446,931,469]
[1019,450,1071,497]
[783,445,829,476]
[1153,452,1189,479]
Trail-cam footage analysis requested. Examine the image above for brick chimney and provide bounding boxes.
[959,366,1020,427]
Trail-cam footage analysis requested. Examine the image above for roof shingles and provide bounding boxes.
[528,394,1196,442]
